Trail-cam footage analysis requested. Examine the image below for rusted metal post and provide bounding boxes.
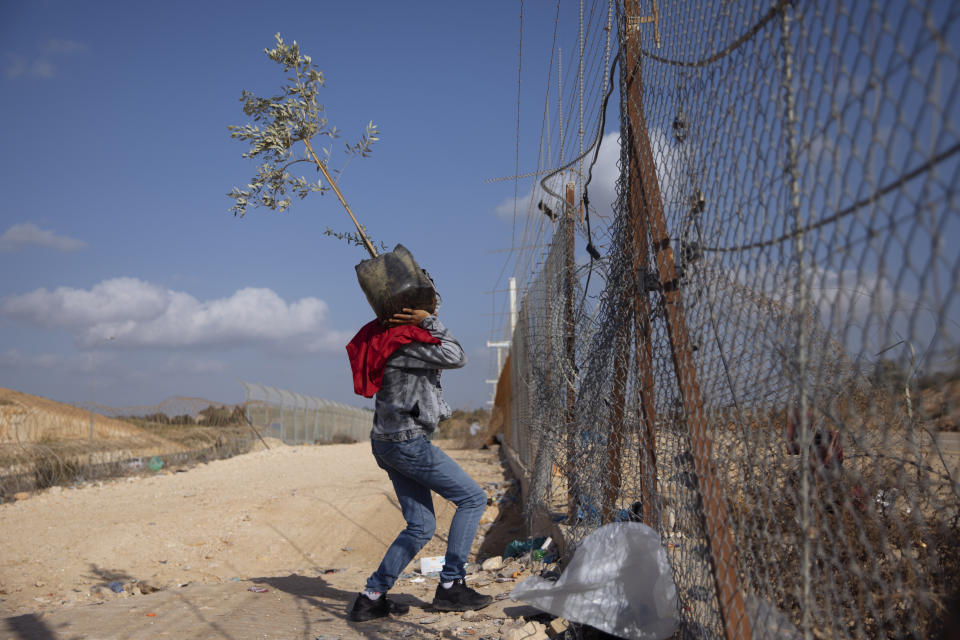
[564,183,580,519]
[624,2,752,638]
[629,165,660,528]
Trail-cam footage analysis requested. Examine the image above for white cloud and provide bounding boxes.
[3,39,87,79]
[2,55,54,79]
[493,130,682,221]
[493,171,573,221]
[584,132,622,218]
[1,278,350,353]
[725,261,937,364]
[0,223,87,252]
[2,278,168,328]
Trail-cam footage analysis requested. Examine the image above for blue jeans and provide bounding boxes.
[364,435,487,593]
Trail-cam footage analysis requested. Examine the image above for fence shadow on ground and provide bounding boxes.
[251,573,455,639]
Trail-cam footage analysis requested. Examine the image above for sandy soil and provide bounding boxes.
[0,439,545,639]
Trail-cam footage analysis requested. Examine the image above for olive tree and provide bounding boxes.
[228,33,382,257]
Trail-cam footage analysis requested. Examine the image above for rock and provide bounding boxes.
[547,618,569,636]
[418,615,441,624]
[480,505,500,524]
[481,556,503,572]
[461,609,485,622]
[503,620,548,640]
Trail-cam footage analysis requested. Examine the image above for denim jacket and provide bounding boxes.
[371,316,466,441]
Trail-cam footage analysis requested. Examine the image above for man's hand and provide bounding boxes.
[388,308,432,326]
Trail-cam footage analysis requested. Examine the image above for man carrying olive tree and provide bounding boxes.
[345,303,492,622]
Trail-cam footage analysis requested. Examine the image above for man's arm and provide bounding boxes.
[387,309,466,369]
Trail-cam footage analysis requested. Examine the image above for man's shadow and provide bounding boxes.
[250,573,443,637]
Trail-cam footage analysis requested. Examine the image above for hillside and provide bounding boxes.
[0,389,237,490]
[0,388,168,444]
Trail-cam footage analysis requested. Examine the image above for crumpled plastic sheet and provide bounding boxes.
[510,522,679,640]
[745,594,803,640]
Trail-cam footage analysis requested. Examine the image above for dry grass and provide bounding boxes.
[0,388,258,497]
[437,409,493,450]
[0,387,167,443]
[0,427,256,496]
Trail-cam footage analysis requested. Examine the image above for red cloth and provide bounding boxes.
[346,320,440,397]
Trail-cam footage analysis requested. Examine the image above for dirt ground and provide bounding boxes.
[0,439,549,640]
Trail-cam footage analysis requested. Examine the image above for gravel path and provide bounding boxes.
[0,439,539,639]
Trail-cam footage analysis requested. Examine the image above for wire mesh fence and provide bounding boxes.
[502,1,959,638]
[240,381,373,445]
[0,390,259,497]
[0,381,374,499]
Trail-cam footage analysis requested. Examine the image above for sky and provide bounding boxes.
[2,1,955,417]
[0,0,617,412]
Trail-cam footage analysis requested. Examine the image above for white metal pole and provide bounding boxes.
[509,277,517,337]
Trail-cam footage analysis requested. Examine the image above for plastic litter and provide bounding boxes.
[575,501,601,525]
[108,581,124,593]
[510,522,678,640]
[147,456,163,472]
[247,586,269,593]
[420,555,445,574]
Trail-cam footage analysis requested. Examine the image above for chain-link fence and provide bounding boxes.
[501,1,959,638]
[239,381,373,445]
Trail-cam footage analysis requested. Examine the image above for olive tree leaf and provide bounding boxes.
[227,33,382,253]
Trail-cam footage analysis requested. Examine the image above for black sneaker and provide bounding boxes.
[347,593,409,622]
[432,578,493,612]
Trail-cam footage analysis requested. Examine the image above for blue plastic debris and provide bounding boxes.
[504,537,548,559]
[575,501,601,524]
